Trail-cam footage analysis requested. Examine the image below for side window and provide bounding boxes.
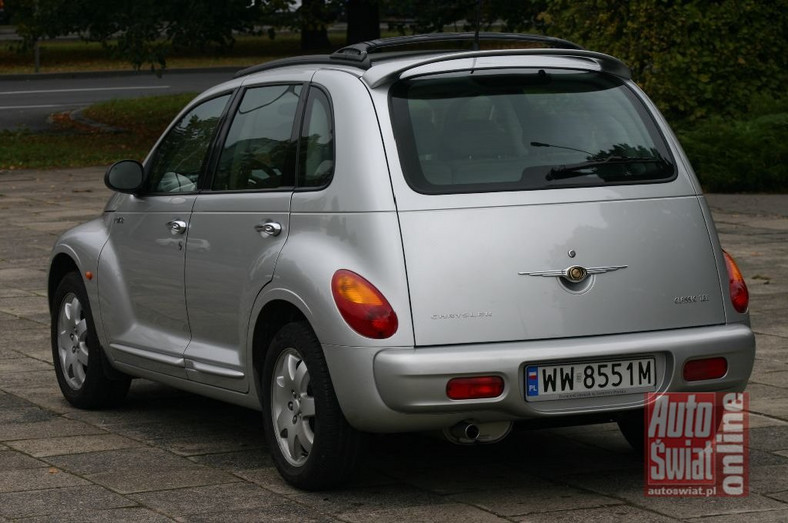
[212,84,302,191]
[298,88,334,188]
[146,94,231,193]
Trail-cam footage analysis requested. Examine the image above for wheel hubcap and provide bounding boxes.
[271,348,315,467]
[57,293,89,390]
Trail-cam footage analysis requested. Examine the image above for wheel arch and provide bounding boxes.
[251,298,309,403]
[47,216,110,319]
[48,253,80,312]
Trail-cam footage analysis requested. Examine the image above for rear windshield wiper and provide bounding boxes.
[545,156,666,181]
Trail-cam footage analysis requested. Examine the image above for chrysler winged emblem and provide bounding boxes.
[518,265,628,283]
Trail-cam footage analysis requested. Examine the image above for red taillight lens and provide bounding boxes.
[331,270,398,339]
[723,250,749,313]
[446,376,504,400]
[683,357,728,381]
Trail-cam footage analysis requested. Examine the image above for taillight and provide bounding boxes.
[723,250,749,313]
[684,357,728,381]
[331,270,398,339]
[446,376,504,400]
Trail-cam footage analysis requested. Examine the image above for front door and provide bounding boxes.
[99,93,232,377]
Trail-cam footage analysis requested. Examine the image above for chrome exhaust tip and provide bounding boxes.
[443,420,513,445]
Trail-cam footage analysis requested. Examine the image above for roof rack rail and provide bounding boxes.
[234,32,586,79]
[235,55,334,78]
[331,32,583,64]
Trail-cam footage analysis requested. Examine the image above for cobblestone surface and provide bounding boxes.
[0,168,786,521]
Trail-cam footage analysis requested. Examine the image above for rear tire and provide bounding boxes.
[51,272,130,409]
[619,398,727,455]
[261,321,366,490]
[617,408,646,455]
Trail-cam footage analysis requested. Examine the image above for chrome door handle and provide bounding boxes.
[166,220,188,235]
[255,221,282,237]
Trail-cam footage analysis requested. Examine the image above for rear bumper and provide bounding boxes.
[324,324,755,433]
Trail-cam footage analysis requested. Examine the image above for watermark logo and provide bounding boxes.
[644,392,748,497]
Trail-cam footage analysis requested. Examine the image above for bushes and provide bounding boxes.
[543,1,787,192]
[676,98,788,192]
[543,0,788,124]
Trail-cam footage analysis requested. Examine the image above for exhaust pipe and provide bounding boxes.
[443,420,513,445]
[449,421,480,443]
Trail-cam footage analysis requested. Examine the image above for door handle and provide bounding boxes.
[166,220,188,235]
[255,221,282,237]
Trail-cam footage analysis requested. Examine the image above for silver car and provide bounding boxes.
[48,33,755,490]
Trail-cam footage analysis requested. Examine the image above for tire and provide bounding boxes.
[619,398,727,455]
[617,408,646,455]
[261,321,366,490]
[51,272,130,409]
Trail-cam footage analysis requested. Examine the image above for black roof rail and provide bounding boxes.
[331,32,583,64]
[235,32,586,79]
[235,54,333,78]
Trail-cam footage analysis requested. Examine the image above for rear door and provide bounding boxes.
[183,83,305,391]
[386,68,726,346]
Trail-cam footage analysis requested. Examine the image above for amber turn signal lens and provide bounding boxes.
[331,270,398,339]
[723,250,749,313]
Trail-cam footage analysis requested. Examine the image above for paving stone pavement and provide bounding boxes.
[0,167,786,522]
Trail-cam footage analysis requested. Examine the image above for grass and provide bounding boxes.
[82,93,196,134]
[0,94,196,170]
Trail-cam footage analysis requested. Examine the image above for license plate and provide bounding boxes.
[525,357,656,402]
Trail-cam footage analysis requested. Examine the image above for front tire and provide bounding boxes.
[261,322,365,490]
[51,272,130,409]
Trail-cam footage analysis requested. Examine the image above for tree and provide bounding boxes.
[542,0,788,122]
[7,0,81,70]
[80,0,257,71]
[9,0,258,71]
[300,0,332,50]
[346,0,380,44]
[384,0,547,34]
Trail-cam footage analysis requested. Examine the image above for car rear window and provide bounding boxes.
[390,69,676,194]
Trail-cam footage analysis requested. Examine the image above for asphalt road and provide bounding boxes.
[0,69,239,131]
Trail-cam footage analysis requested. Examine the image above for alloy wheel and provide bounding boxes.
[271,347,316,466]
[56,292,89,390]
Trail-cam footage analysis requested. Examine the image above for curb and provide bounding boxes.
[68,107,125,133]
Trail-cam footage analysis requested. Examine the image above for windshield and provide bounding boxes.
[389,69,675,194]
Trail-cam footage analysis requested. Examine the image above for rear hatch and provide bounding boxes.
[398,198,725,346]
[387,67,725,346]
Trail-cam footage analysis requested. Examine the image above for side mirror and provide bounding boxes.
[105,160,145,194]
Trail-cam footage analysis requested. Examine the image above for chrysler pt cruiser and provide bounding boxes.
[48,33,755,490]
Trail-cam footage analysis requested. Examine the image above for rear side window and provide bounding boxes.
[390,69,675,194]
[298,88,334,189]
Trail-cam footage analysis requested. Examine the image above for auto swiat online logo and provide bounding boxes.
[644,392,749,497]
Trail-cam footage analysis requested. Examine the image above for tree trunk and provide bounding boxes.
[346,0,380,45]
[301,0,331,51]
